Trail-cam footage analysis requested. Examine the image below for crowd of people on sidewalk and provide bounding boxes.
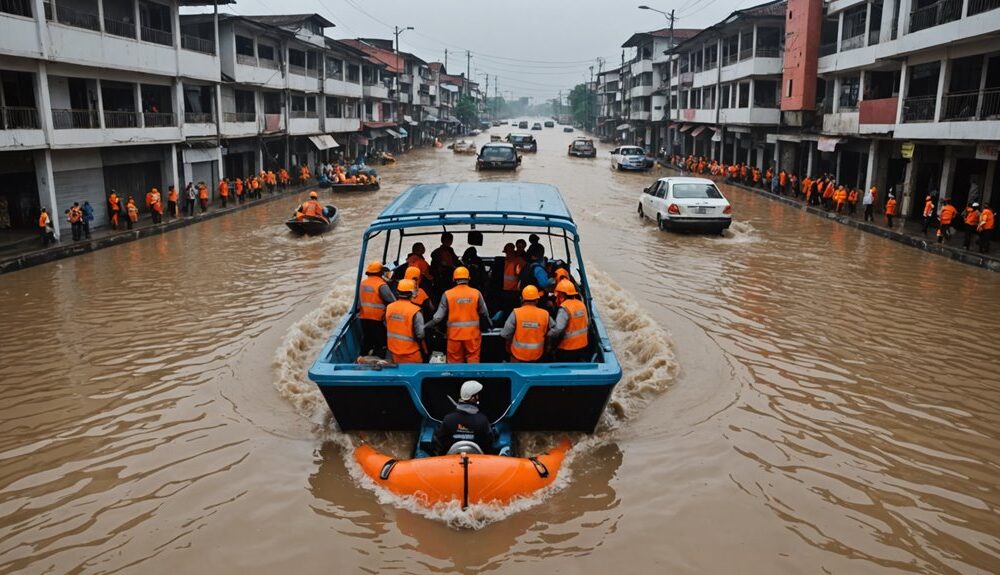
[36,164,314,247]
[664,154,996,254]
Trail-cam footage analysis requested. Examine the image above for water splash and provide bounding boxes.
[273,267,677,527]
[721,220,758,243]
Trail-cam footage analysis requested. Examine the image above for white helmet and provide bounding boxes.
[460,380,483,401]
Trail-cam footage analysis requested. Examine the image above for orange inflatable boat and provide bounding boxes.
[355,439,571,508]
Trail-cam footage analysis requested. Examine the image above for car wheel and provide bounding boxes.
[656,213,663,229]
[638,203,644,218]
[615,162,621,171]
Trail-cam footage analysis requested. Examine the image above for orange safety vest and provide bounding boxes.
[127,201,139,221]
[823,182,834,199]
[923,200,934,218]
[848,190,858,203]
[235,179,244,194]
[886,199,897,216]
[68,207,82,223]
[38,212,49,228]
[280,169,289,183]
[980,208,995,231]
[503,256,523,291]
[558,298,589,351]
[219,181,229,197]
[510,305,549,361]
[109,194,120,212]
[444,284,482,341]
[385,299,421,356]
[358,275,388,321]
[150,191,162,213]
[168,188,178,202]
[301,200,323,218]
[940,205,957,225]
[198,185,209,200]
[413,288,429,308]
[964,208,979,226]
[779,172,786,187]
[406,253,431,279]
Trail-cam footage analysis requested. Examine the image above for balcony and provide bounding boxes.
[184,112,213,123]
[1,0,32,17]
[820,42,837,56]
[289,110,317,119]
[901,96,936,122]
[859,97,898,124]
[967,0,1000,15]
[629,110,652,121]
[52,108,100,129]
[755,46,781,58]
[104,110,140,128]
[908,0,961,33]
[55,4,100,31]
[236,53,257,66]
[143,111,175,127]
[362,83,389,99]
[942,88,1000,120]
[103,16,135,38]
[1,106,40,129]
[181,34,214,55]
[840,33,865,51]
[399,93,410,104]
[224,111,255,123]
[140,25,173,46]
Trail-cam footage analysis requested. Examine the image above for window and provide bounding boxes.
[655,185,667,199]
[326,96,341,117]
[838,75,860,109]
[234,89,255,114]
[257,44,274,61]
[347,64,360,83]
[672,183,722,199]
[738,82,750,108]
[236,36,254,57]
[754,80,778,108]
[787,79,794,98]
[326,57,343,79]
[306,96,316,112]
[290,95,305,112]
[288,49,306,68]
[721,84,731,108]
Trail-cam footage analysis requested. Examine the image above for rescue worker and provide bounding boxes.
[432,380,494,455]
[834,185,847,214]
[126,196,139,229]
[149,187,163,224]
[822,179,835,210]
[279,168,290,188]
[67,202,83,241]
[922,195,935,235]
[384,279,426,364]
[218,178,230,208]
[167,185,179,218]
[978,203,994,253]
[885,194,897,228]
[514,238,528,261]
[358,261,395,356]
[38,207,52,246]
[847,188,859,215]
[501,285,554,363]
[405,242,432,283]
[962,203,981,250]
[937,199,958,243]
[197,181,209,212]
[425,267,490,364]
[499,242,524,316]
[430,232,459,293]
[549,279,589,362]
[404,266,433,320]
[296,191,328,223]
[299,164,311,184]
[108,191,121,230]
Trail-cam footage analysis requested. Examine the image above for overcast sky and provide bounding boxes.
[193,0,756,103]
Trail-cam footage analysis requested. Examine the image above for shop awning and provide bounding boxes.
[368,129,386,139]
[679,124,694,133]
[690,126,707,137]
[308,135,339,150]
[403,115,419,126]
[710,127,722,142]
[385,128,402,138]
[616,123,630,130]
[818,136,843,152]
[397,126,408,137]
[442,84,459,93]
[423,115,439,122]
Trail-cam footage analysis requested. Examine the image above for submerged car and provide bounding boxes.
[531,122,543,131]
[610,145,650,171]
[563,126,574,133]
[568,138,596,157]
[638,176,732,234]
[507,133,537,152]
[308,182,623,508]
[544,120,555,128]
[476,142,521,170]
[518,120,529,129]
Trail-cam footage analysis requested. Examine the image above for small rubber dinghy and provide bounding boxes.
[354,439,570,508]
[285,205,338,235]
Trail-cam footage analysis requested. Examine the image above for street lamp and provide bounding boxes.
[393,25,414,125]
[638,5,676,155]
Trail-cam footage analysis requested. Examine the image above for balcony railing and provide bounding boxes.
[259,57,280,70]
[901,95,937,122]
[841,34,865,51]
[942,88,1000,120]
[224,111,256,123]
[56,4,100,31]
[755,46,780,58]
[184,112,214,123]
[140,25,173,46]
[820,42,837,56]
[103,16,135,38]
[236,53,257,66]
[104,110,140,128]
[181,34,214,55]
[1,0,32,17]
[288,64,308,76]
[1,106,40,129]
[289,110,317,119]
[908,0,961,32]
[739,47,752,61]
[52,108,99,129]
[143,112,175,127]
[967,0,1000,14]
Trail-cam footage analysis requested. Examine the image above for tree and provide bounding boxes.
[455,95,479,128]
[566,83,597,130]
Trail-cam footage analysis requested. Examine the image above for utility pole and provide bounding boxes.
[444,48,448,72]
[494,75,498,121]
[589,65,594,132]
[466,50,471,100]
[484,73,489,122]
[639,5,676,152]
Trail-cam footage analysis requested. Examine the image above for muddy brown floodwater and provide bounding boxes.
[2,125,1000,575]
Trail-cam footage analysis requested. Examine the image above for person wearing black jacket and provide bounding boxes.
[433,380,494,455]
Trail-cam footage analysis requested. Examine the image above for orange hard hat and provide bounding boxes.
[366,261,386,274]
[521,285,541,301]
[453,266,470,281]
[397,279,416,295]
[554,268,569,281]
[404,266,421,281]
[309,191,318,198]
[555,279,577,296]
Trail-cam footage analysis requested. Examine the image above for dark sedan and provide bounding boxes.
[476,143,521,170]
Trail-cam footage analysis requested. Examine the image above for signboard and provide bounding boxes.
[976,143,999,160]
[901,142,915,159]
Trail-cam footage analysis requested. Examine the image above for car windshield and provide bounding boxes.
[511,135,532,143]
[672,183,723,199]
[573,141,592,149]
[481,147,515,161]
[621,147,644,156]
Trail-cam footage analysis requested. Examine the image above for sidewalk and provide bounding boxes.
[0,184,311,275]
[659,164,1000,273]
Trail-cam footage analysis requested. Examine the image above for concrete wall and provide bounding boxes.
[782,0,823,111]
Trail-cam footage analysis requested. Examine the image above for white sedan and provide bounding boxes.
[638,177,732,234]
[610,145,650,171]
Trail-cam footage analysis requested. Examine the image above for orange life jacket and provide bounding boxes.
[779,172,786,186]
[198,185,209,200]
[68,207,82,223]
[219,181,229,197]
[385,299,421,356]
[168,188,178,202]
[503,256,524,291]
[964,208,979,226]
[301,200,324,218]
[38,212,49,228]
[150,191,162,213]
[406,254,431,279]
[823,183,835,199]
[510,304,549,361]
[940,205,957,225]
[358,275,388,321]
[886,199,897,216]
[848,190,858,203]
[980,209,995,231]
[444,284,482,341]
[235,179,244,194]
[558,298,589,351]
[413,288,429,307]
[109,194,120,212]
[923,200,934,218]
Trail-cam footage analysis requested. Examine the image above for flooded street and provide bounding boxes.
[2,126,999,574]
